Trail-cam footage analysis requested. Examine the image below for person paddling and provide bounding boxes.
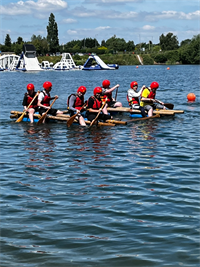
[140,81,166,117]
[67,86,87,126]
[101,80,122,112]
[86,87,112,123]
[22,83,39,123]
[37,81,63,123]
[127,81,147,117]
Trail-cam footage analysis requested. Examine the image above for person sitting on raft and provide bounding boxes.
[37,81,63,123]
[127,81,147,117]
[86,87,112,123]
[140,81,166,117]
[22,83,39,123]
[101,79,122,110]
[67,86,87,126]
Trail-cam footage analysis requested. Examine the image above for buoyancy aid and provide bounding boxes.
[148,90,156,99]
[41,90,51,106]
[127,94,139,106]
[67,94,84,110]
[102,91,112,103]
[87,96,102,110]
[26,93,38,109]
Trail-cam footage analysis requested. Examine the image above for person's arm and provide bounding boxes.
[68,95,78,112]
[103,84,119,94]
[22,93,28,109]
[141,88,155,103]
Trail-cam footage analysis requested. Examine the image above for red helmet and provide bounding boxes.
[150,81,159,89]
[93,87,102,95]
[43,81,52,90]
[27,83,35,91]
[102,80,110,88]
[77,86,86,94]
[130,81,138,88]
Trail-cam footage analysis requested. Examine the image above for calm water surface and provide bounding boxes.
[0,65,200,267]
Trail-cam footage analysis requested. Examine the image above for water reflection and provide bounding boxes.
[22,124,56,179]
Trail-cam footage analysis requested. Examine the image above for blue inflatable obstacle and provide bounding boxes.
[22,117,39,122]
[129,114,143,118]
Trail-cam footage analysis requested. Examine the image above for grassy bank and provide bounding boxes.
[37,52,178,66]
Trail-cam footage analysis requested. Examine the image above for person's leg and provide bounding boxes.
[114,101,122,107]
[28,108,35,123]
[78,115,87,126]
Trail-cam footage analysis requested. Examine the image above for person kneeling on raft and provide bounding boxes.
[127,81,147,117]
[140,81,165,117]
[67,86,87,126]
[86,87,112,122]
[37,81,63,123]
[22,83,39,123]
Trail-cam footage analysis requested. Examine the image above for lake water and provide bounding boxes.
[0,65,200,267]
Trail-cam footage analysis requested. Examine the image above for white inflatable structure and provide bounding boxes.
[16,44,42,71]
[0,54,20,70]
[53,53,82,70]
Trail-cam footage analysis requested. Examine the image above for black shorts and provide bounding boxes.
[38,107,58,116]
[86,112,111,122]
[107,101,116,107]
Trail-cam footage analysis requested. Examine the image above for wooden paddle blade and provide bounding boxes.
[37,113,46,125]
[164,103,174,109]
[67,113,77,127]
[15,111,26,123]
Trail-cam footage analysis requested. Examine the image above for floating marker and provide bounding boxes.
[187,93,196,102]
[167,67,170,70]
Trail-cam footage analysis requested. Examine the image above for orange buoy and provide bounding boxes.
[187,93,196,102]
[167,67,170,70]
[136,66,139,68]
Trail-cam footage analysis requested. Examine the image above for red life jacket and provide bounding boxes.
[67,94,84,110]
[41,90,51,106]
[148,91,156,99]
[27,93,38,109]
[102,91,112,103]
[88,96,102,110]
[126,94,139,106]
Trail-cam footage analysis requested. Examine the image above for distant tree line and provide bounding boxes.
[0,13,199,64]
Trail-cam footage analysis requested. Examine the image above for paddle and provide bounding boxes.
[88,98,107,129]
[37,97,57,125]
[15,91,40,123]
[155,99,174,109]
[115,86,119,101]
[67,103,86,127]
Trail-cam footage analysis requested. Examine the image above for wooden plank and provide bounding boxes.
[127,114,160,123]
[10,111,116,127]
[107,107,183,115]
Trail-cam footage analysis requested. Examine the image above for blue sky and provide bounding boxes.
[0,0,199,45]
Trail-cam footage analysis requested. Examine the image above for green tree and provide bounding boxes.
[159,32,179,51]
[126,41,135,51]
[16,37,23,44]
[5,34,12,48]
[47,13,59,53]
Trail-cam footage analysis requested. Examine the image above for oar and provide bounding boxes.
[88,98,107,129]
[37,97,57,125]
[15,91,40,123]
[67,103,86,127]
[155,99,174,109]
[115,86,119,101]
[127,114,160,123]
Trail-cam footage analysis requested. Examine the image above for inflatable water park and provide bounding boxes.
[0,44,119,72]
